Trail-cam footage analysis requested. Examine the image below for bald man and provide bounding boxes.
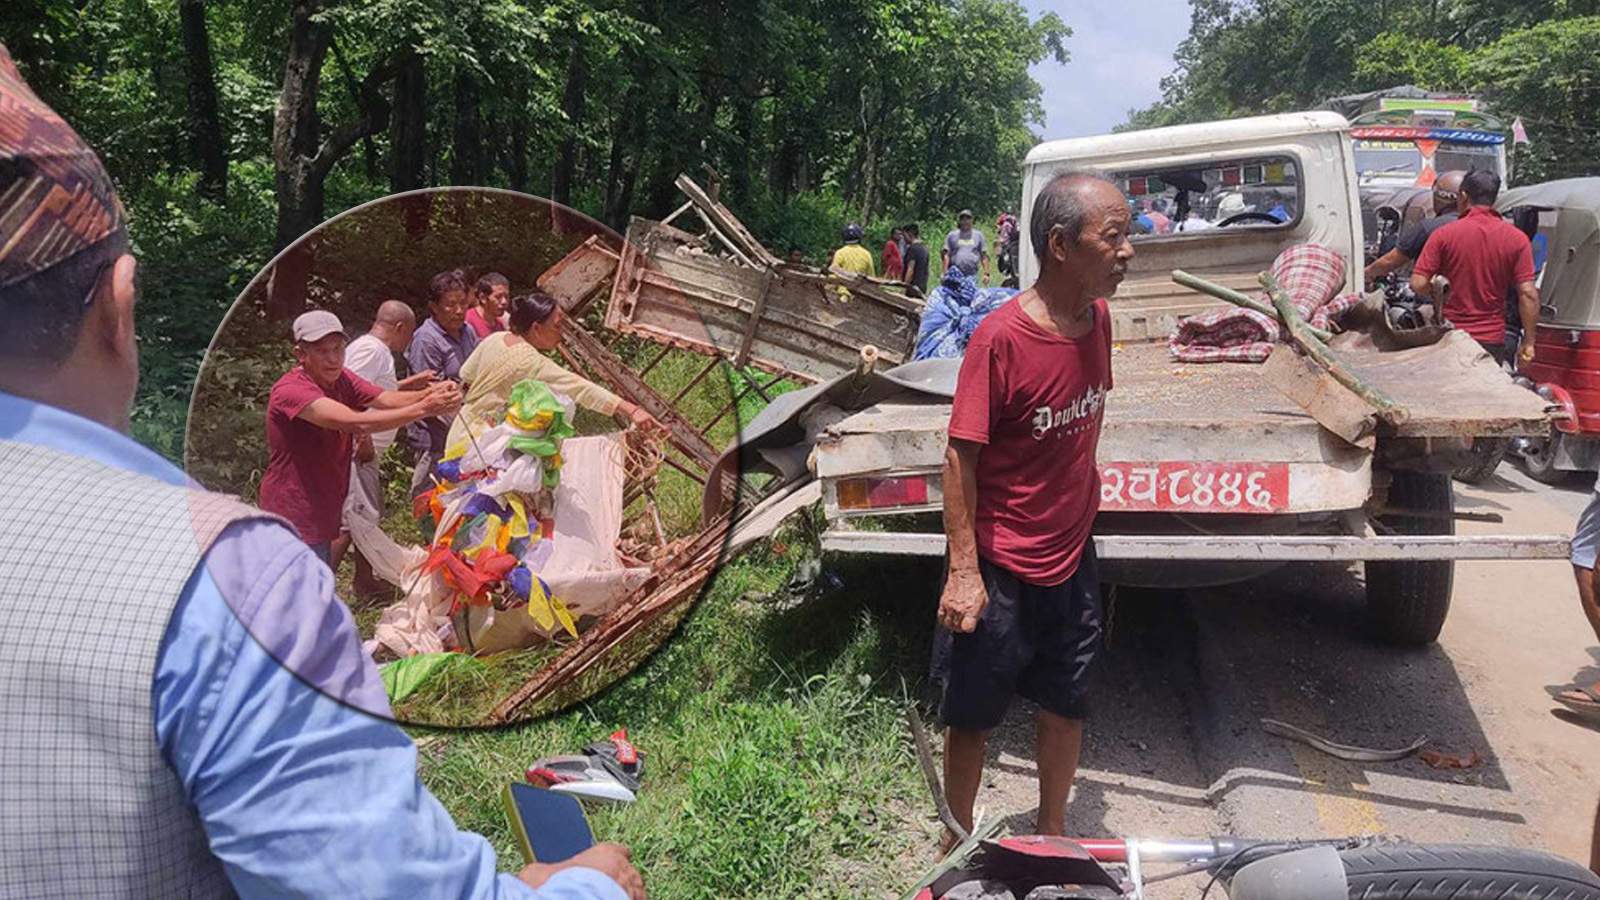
[1364,170,1468,289]
[336,301,433,589]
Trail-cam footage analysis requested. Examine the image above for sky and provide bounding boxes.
[1022,0,1193,139]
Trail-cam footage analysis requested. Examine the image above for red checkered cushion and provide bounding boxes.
[1169,244,1361,363]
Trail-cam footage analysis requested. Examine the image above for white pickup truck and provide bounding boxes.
[724,111,1567,645]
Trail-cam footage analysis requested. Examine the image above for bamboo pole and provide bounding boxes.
[1259,272,1410,427]
[1173,269,1333,343]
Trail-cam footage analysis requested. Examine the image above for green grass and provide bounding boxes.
[408,525,952,899]
[331,331,951,895]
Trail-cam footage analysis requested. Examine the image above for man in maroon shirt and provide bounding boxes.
[936,170,1132,849]
[258,310,461,562]
[1411,169,1539,367]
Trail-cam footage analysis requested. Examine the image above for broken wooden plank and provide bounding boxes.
[559,319,721,472]
[484,512,733,724]
[538,235,620,318]
[1260,272,1409,428]
[734,267,775,368]
[673,173,781,268]
[605,218,918,383]
[1260,343,1378,450]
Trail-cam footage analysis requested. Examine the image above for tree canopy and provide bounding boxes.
[1127,0,1600,184]
[0,0,1068,456]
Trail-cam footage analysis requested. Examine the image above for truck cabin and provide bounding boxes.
[1018,112,1364,344]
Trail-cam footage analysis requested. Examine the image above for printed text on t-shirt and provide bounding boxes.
[1031,383,1109,440]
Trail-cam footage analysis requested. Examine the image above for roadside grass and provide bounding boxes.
[410,526,951,899]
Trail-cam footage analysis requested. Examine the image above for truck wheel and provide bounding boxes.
[1451,437,1507,485]
[1520,430,1570,486]
[1366,471,1454,645]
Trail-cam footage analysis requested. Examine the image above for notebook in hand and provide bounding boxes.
[501,782,596,866]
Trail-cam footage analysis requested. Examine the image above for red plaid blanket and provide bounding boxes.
[1168,244,1365,363]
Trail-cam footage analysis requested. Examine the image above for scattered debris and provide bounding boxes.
[1260,718,1428,762]
[1419,749,1483,770]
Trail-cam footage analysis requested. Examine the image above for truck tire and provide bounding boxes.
[1338,843,1600,899]
[1452,437,1508,485]
[1366,471,1454,645]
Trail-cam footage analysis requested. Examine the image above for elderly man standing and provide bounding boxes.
[1411,169,1538,368]
[407,268,479,495]
[337,299,432,591]
[259,309,459,563]
[0,44,643,899]
[935,170,1132,849]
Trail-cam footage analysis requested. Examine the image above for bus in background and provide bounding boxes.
[1325,88,1509,261]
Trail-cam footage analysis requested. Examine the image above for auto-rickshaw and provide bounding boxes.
[1500,178,1600,483]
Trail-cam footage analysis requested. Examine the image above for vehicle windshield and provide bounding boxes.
[1116,155,1301,238]
[1354,139,1503,185]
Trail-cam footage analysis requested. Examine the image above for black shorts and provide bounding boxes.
[932,544,1103,731]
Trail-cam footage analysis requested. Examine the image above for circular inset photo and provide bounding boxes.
[186,187,777,726]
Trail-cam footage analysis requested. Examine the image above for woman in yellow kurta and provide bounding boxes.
[447,291,660,449]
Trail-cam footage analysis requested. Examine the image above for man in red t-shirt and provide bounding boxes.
[1411,169,1539,367]
[258,310,462,562]
[936,170,1132,848]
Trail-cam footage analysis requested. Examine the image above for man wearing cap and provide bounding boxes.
[942,210,990,284]
[0,43,643,900]
[259,309,460,563]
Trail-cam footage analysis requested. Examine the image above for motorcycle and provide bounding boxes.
[911,830,1600,900]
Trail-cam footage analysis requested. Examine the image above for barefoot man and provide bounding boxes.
[935,170,1133,847]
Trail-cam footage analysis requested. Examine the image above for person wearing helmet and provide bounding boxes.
[831,222,876,281]
[1363,170,1468,289]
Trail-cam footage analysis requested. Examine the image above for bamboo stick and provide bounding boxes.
[1259,272,1410,427]
[1173,269,1334,343]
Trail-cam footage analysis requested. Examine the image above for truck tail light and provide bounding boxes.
[836,475,933,511]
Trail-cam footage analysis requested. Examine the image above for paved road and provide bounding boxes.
[945,462,1600,895]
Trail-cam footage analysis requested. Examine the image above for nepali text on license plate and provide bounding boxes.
[1098,462,1290,513]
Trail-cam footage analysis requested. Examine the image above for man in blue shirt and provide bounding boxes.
[0,44,641,900]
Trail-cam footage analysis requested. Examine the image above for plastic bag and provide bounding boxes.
[914,267,1016,360]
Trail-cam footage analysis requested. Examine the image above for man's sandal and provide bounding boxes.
[1554,683,1600,715]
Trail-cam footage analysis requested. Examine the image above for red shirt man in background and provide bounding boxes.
[1412,169,1539,368]
[258,310,461,562]
[936,170,1132,849]
[465,271,510,338]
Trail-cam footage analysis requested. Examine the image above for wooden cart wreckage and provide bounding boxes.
[355,175,928,724]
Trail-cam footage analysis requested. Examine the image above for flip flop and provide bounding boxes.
[1554,683,1600,715]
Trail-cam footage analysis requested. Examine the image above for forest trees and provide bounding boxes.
[0,0,1067,454]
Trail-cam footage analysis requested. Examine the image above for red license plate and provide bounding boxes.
[1098,462,1290,513]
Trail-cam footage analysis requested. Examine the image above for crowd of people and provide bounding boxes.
[819,209,1023,298]
[255,265,666,597]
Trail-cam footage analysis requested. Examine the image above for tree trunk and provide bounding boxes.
[179,0,227,201]
[451,69,482,184]
[551,37,586,207]
[646,86,681,216]
[730,88,755,205]
[390,46,426,193]
[272,0,330,253]
[508,89,529,193]
[271,0,392,311]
